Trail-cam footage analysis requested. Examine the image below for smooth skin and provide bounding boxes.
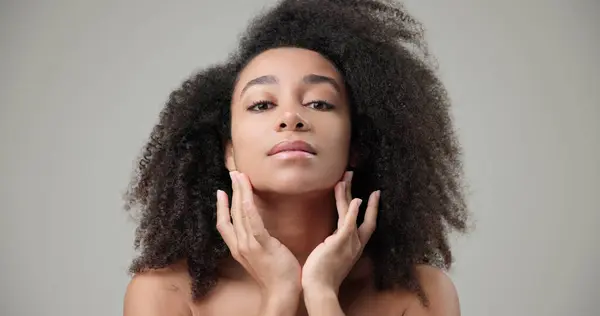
[123,47,460,316]
[217,171,379,315]
[123,173,458,315]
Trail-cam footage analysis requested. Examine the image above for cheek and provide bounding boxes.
[230,118,268,163]
[319,120,352,162]
[325,118,351,145]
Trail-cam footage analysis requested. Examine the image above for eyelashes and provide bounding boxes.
[247,100,335,112]
[247,100,275,112]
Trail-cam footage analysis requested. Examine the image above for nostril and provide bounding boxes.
[279,122,287,128]
[296,122,304,129]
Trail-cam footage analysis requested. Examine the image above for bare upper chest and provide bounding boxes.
[190,280,412,316]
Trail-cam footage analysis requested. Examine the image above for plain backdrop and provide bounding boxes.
[1,0,598,315]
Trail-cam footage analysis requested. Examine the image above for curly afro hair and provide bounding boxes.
[125,0,469,303]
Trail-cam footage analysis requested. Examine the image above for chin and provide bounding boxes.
[256,173,334,196]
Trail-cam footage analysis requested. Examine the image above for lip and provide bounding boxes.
[267,140,317,156]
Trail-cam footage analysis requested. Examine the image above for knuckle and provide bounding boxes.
[242,200,253,212]
[252,230,263,239]
[354,245,363,255]
[237,244,249,255]
[215,221,227,232]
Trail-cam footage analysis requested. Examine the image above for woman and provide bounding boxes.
[123,0,469,315]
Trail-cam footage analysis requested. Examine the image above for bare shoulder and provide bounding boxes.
[123,264,193,316]
[404,265,460,316]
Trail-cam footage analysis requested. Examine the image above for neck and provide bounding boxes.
[253,190,337,265]
[216,189,374,284]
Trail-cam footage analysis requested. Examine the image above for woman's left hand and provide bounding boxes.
[301,171,380,294]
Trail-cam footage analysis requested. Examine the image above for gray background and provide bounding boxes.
[1,0,598,315]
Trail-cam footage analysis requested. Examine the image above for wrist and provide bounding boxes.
[302,284,338,305]
[302,282,338,296]
[260,287,301,316]
[303,286,343,316]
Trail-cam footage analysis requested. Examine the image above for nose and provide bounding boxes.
[276,111,311,132]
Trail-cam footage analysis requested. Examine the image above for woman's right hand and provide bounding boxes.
[216,171,301,311]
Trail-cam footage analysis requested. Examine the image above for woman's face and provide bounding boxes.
[227,47,351,195]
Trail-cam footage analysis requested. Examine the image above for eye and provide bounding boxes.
[306,100,335,111]
[248,100,275,112]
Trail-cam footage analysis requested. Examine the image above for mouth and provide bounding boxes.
[267,140,317,156]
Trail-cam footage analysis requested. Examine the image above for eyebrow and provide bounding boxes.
[240,74,341,96]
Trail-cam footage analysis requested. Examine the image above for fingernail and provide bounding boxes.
[358,199,363,207]
[345,171,353,182]
[229,172,237,183]
[216,190,223,201]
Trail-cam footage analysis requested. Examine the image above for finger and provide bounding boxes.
[339,198,362,237]
[358,190,380,244]
[334,181,348,228]
[215,189,236,248]
[230,171,247,242]
[237,173,270,246]
[344,171,353,203]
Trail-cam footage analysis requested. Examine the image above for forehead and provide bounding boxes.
[235,47,344,87]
